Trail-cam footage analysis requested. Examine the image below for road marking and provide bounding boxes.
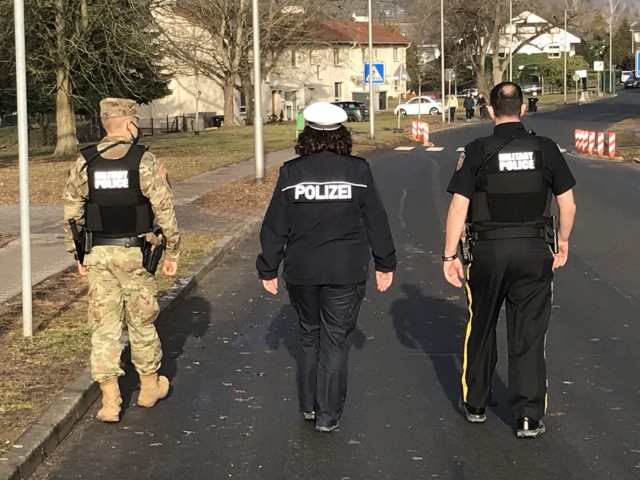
[426,147,445,152]
[456,147,465,152]
[395,146,415,151]
[559,148,567,153]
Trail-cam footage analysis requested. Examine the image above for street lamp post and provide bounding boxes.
[609,14,613,94]
[252,0,264,183]
[564,9,568,104]
[368,0,375,140]
[509,0,513,82]
[440,0,446,125]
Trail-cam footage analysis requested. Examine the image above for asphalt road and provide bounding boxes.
[34,91,640,480]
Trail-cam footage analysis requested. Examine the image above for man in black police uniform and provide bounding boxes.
[257,102,397,433]
[442,82,577,438]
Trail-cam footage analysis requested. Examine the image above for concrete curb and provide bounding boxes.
[0,214,262,480]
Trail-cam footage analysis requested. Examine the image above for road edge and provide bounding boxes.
[0,214,262,480]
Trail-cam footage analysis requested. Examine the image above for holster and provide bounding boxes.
[459,223,474,265]
[69,220,91,264]
[544,215,558,254]
[142,229,166,275]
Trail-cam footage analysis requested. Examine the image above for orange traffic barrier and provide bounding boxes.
[588,131,595,155]
[411,120,420,141]
[420,121,430,146]
[597,132,605,156]
[608,132,616,157]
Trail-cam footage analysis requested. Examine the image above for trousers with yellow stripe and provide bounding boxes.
[462,237,553,421]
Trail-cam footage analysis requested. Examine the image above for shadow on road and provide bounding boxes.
[118,295,212,413]
[390,283,511,427]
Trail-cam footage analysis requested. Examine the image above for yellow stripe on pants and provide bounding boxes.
[461,264,473,402]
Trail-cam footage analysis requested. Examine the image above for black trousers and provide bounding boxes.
[463,238,553,421]
[287,283,365,427]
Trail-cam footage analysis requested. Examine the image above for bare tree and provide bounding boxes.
[2,0,170,156]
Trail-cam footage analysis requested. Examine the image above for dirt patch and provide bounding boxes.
[197,165,279,214]
[0,234,18,248]
[0,233,217,455]
[611,117,640,161]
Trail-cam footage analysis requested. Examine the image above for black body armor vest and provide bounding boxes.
[84,144,153,237]
[470,132,551,229]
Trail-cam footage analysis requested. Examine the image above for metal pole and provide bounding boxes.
[509,0,513,82]
[368,0,375,141]
[14,0,32,337]
[609,16,613,95]
[194,71,200,135]
[564,9,567,104]
[252,0,264,183]
[440,0,446,125]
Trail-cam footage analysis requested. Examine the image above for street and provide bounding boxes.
[34,91,640,480]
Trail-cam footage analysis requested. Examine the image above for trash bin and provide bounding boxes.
[527,97,538,113]
[296,110,306,137]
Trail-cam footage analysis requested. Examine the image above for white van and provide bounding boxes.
[621,71,633,84]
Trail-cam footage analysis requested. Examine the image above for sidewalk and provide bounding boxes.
[0,148,295,305]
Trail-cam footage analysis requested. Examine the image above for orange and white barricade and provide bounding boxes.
[574,129,580,152]
[588,131,595,155]
[411,120,420,141]
[420,121,430,146]
[597,132,605,156]
[608,132,616,157]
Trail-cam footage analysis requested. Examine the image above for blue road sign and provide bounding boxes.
[364,62,385,84]
[636,50,640,78]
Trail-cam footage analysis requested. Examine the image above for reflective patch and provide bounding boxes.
[456,152,466,171]
[94,170,129,189]
[498,151,536,171]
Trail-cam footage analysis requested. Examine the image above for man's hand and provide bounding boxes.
[443,258,465,288]
[553,240,569,269]
[162,259,178,276]
[262,278,278,295]
[77,261,87,276]
[376,271,393,292]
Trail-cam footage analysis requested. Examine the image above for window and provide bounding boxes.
[334,82,343,100]
[548,45,561,58]
[393,79,399,91]
[317,65,323,80]
[393,47,399,62]
[333,48,341,66]
[291,50,297,67]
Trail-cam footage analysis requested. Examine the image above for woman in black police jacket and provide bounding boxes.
[256,102,397,433]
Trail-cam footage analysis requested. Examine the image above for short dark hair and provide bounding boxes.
[295,125,353,156]
[489,82,523,118]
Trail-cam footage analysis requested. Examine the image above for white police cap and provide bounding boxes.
[303,102,348,130]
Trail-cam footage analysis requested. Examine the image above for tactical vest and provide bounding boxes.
[470,132,551,229]
[84,144,153,238]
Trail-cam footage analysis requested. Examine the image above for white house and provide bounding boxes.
[500,11,581,58]
[137,11,410,128]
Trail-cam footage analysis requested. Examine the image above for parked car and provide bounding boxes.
[394,96,443,116]
[331,101,369,122]
[519,83,542,94]
[457,88,479,97]
[624,74,640,88]
[621,71,633,84]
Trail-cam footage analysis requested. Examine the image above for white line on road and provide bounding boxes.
[395,146,415,151]
[456,147,465,152]
[426,147,445,152]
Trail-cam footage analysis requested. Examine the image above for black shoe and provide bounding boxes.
[315,421,339,433]
[516,417,546,438]
[458,398,486,423]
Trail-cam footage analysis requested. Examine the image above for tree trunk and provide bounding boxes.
[53,67,77,156]
[222,76,236,127]
[492,54,508,85]
[240,71,254,126]
[39,113,51,147]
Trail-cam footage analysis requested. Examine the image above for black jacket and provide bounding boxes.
[256,150,397,285]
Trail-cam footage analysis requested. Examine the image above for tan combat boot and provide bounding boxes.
[96,378,122,423]
[137,373,169,408]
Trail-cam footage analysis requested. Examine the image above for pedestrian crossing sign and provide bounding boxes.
[364,62,385,84]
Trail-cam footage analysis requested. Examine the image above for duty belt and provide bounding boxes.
[473,226,544,241]
[92,236,145,248]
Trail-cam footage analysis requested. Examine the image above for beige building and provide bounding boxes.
[137,14,410,127]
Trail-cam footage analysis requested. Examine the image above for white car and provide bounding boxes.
[621,71,633,84]
[394,96,443,116]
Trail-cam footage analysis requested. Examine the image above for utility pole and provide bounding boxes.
[252,0,264,183]
[368,0,375,140]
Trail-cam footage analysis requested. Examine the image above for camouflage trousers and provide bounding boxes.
[85,246,162,382]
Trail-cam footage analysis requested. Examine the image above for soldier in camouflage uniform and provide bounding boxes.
[63,98,180,423]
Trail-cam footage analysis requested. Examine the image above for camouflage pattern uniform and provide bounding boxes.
[64,131,180,383]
